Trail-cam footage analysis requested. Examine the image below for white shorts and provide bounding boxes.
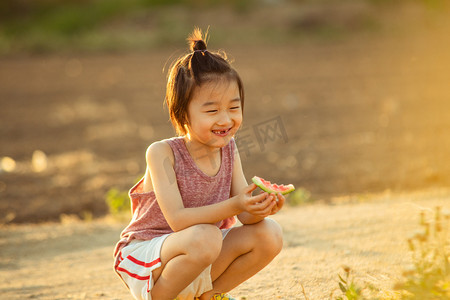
[115,228,232,300]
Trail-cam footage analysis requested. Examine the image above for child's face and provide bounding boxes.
[186,78,242,148]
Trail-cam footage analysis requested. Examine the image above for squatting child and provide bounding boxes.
[114,28,285,300]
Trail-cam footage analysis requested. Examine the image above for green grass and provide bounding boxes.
[287,188,314,206]
[396,206,450,299]
[1,0,446,55]
[0,0,259,54]
[324,206,450,300]
[105,187,130,216]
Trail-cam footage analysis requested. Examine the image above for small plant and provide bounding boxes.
[287,187,312,206]
[396,206,450,299]
[105,187,130,216]
[332,266,366,300]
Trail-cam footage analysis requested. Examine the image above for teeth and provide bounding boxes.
[213,129,229,134]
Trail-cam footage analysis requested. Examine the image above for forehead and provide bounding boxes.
[190,79,240,103]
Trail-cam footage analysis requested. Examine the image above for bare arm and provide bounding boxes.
[145,141,271,232]
[230,145,278,224]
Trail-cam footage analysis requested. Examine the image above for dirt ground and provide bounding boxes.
[1,4,450,299]
[0,188,449,299]
[1,22,450,223]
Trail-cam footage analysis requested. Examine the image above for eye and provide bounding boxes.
[206,110,218,113]
[230,106,240,110]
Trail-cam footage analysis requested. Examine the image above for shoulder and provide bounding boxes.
[145,140,174,164]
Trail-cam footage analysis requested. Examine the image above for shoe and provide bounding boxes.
[212,294,237,300]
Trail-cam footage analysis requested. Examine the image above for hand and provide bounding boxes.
[236,183,277,217]
[269,192,285,215]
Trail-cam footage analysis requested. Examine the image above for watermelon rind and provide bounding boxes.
[252,176,295,195]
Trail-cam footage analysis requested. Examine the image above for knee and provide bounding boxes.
[185,224,222,264]
[253,219,283,256]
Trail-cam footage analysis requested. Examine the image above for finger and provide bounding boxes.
[269,193,285,214]
[249,203,272,216]
[245,183,258,194]
[276,193,286,206]
[258,199,277,216]
[249,191,268,204]
[257,194,274,207]
[252,195,276,212]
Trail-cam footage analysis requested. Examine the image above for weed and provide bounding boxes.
[331,266,402,300]
[331,266,366,300]
[299,206,449,299]
[288,188,313,206]
[105,187,130,216]
[396,206,450,299]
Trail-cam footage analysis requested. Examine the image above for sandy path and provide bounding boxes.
[1,189,448,299]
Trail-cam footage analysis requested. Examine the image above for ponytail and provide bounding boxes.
[187,27,208,52]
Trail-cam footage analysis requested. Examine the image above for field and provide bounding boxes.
[1,17,450,222]
[0,1,450,299]
[0,189,449,299]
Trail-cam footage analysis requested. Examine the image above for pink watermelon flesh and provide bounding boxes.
[252,176,295,195]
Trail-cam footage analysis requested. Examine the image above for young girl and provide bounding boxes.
[114,28,285,300]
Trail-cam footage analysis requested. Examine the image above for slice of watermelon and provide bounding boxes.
[252,176,295,195]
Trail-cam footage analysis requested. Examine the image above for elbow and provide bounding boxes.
[169,222,185,232]
[166,212,188,232]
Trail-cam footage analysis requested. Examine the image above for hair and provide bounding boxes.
[165,27,244,136]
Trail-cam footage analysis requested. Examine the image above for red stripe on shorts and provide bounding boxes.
[116,266,151,281]
[127,255,161,268]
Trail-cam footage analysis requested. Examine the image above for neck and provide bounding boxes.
[183,136,221,161]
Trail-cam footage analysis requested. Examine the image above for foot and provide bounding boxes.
[211,294,237,300]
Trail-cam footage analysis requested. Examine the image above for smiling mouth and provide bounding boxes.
[212,128,232,136]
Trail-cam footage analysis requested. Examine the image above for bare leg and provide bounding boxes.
[151,224,223,300]
[199,218,283,300]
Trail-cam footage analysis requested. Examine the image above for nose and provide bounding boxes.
[216,111,232,126]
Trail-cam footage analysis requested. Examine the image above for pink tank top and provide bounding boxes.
[114,137,236,257]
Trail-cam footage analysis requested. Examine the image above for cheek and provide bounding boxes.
[234,112,243,127]
[193,116,214,132]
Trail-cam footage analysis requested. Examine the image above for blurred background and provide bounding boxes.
[1,0,449,223]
